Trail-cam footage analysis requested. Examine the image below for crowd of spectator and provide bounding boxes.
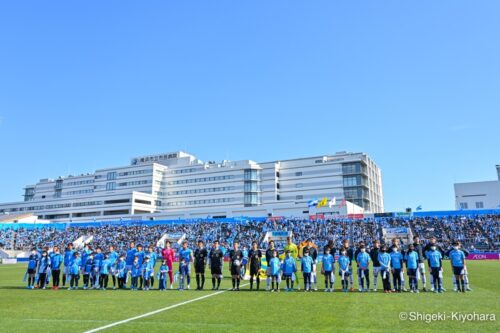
[0,215,498,253]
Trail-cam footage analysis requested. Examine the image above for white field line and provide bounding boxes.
[83,284,249,333]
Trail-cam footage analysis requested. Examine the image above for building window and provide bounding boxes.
[296,195,303,200]
[244,182,259,192]
[295,171,303,177]
[342,162,362,174]
[244,169,260,181]
[459,202,468,210]
[295,183,303,188]
[107,172,117,180]
[106,182,116,191]
[244,193,261,206]
[475,202,484,209]
[343,175,367,187]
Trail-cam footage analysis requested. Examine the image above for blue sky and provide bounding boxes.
[0,1,498,211]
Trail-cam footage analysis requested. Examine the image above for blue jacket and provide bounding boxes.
[115,259,127,278]
[405,251,419,269]
[390,252,404,269]
[69,257,82,275]
[282,256,297,275]
[301,256,313,273]
[27,254,38,270]
[322,254,335,272]
[38,256,51,273]
[269,257,281,275]
[338,256,350,271]
[50,253,63,269]
[378,253,391,270]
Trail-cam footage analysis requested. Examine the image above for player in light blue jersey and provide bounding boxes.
[99,254,112,290]
[390,245,404,292]
[378,246,392,293]
[405,244,420,293]
[62,243,74,288]
[338,249,350,292]
[50,246,63,290]
[114,254,127,289]
[356,245,371,292]
[26,249,39,289]
[301,249,314,292]
[135,245,145,288]
[322,248,335,292]
[158,260,169,291]
[68,252,81,290]
[145,246,158,288]
[93,247,104,289]
[269,250,281,292]
[141,256,155,290]
[425,245,443,293]
[178,241,193,290]
[37,251,51,290]
[107,246,119,289]
[125,242,137,273]
[82,254,94,290]
[448,241,467,293]
[282,250,297,291]
[131,256,141,290]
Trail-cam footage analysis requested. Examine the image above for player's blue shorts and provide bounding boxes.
[180,263,190,275]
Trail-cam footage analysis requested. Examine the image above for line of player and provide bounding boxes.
[23,235,471,293]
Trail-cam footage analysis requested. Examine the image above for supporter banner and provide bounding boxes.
[395,212,411,217]
[264,231,292,242]
[0,222,66,231]
[309,214,325,221]
[347,214,364,219]
[374,212,393,218]
[0,258,17,264]
[384,227,409,234]
[466,253,499,260]
[413,208,500,218]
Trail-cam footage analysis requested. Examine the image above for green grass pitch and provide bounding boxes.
[0,261,498,333]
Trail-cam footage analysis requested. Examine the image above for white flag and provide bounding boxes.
[328,197,336,208]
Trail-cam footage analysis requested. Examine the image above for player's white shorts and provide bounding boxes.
[64,266,70,275]
[417,263,426,280]
[266,267,271,277]
[373,266,381,276]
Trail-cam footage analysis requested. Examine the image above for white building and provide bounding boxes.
[0,151,384,222]
[454,166,500,210]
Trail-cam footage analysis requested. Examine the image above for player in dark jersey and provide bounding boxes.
[247,240,262,291]
[369,239,381,291]
[194,240,208,290]
[209,240,224,290]
[229,241,244,291]
[412,235,427,291]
